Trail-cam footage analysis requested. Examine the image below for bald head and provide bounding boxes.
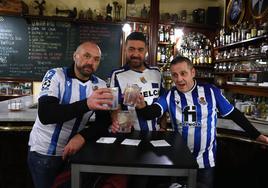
[75,41,101,56]
[73,41,102,80]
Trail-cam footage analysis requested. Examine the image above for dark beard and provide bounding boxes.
[76,64,93,78]
[126,57,144,69]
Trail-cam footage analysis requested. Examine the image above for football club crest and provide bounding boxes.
[92,85,98,90]
[198,97,207,105]
[140,77,147,83]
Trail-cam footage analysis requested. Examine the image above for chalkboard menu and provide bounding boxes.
[0,15,122,80]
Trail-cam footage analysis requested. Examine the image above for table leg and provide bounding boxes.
[187,169,197,188]
[71,164,80,188]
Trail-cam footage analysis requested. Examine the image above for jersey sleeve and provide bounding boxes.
[211,85,234,117]
[155,92,169,116]
[39,68,61,99]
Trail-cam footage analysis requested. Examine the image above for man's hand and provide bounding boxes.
[87,88,113,110]
[135,94,146,109]
[110,110,120,133]
[256,134,268,145]
[62,134,85,160]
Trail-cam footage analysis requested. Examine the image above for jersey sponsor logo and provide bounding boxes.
[179,121,201,127]
[181,105,201,127]
[198,97,207,105]
[142,89,159,98]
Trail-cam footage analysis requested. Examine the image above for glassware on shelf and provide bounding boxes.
[231,62,238,72]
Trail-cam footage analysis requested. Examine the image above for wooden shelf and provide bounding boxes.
[214,35,268,51]
[24,14,75,22]
[220,84,268,97]
[194,65,214,69]
[158,42,174,45]
[212,31,268,99]
[158,21,219,30]
[126,16,150,23]
[195,77,214,79]
[24,14,124,24]
[214,71,263,75]
[214,54,268,63]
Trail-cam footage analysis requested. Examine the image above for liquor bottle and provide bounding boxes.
[207,49,212,64]
[251,23,257,38]
[162,62,172,90]
[169,27,175,44]
[159,25,164,42]
[160,46,166,63]
[164,25,170,42]
[199,49,204,65]
[219,27,225,46]
[157,46,161,62]
[240,22,247,41]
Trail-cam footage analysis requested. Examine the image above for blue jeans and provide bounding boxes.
[27,149,69,188]
[197,167,214,188]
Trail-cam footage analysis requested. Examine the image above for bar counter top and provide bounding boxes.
[0,96,268,140]
[0,95,38,122]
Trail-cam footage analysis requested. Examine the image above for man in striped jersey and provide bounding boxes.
[28,41,113,188]
[110,31,166,132]
[134,56,268,188]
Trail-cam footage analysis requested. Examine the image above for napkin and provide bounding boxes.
[96,137,116,144]
[121,139,141,146]
[150,140,171,147]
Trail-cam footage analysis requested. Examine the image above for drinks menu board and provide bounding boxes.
[28,19,78,78]
[0,15,122,80]
[0,16,29,78]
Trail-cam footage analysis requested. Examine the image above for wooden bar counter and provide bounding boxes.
[0,96,268,188]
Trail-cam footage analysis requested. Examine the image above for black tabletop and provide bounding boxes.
[70,131,198,169]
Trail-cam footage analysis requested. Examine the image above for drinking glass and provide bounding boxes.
[123,84,141,107]
[117,111,133,133]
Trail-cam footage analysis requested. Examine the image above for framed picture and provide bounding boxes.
[249,0,268,19]
[226,0,245,27]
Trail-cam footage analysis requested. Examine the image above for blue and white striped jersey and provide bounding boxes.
[155,81,234,168]
[110,65,165,131]
[28,67,106,156]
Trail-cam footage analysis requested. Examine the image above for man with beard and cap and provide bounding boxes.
[28,41,114,188]
[110,31,166,132]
